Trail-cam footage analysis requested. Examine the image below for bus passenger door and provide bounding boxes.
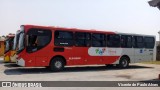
[26,29,52,66]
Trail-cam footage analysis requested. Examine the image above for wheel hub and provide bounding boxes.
[122,60,127,67]
[55,61,62,69]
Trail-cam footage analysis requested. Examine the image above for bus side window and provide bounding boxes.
[54,30,74,46]
[121,35,126,47]
[26,28,52,53]
[133,36,144,48]
[121,35,132,48]
[144,37,155,49]
[107,34,120,47]
[28,35,37,47]
[92,33,106,47]
[75,32,91,47]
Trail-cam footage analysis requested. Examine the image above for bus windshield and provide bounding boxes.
[5,40,10,53]
[5,37,14,53]
[13,31,20,50]
[18,32,24,53]
[17,26,25,54]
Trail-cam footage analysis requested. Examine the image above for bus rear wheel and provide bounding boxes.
[50,57,65,71]
[118,57,129,68]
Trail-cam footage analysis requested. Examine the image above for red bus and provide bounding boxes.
[16,25,156,71]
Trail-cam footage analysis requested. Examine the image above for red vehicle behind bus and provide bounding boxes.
[16,25,156,71]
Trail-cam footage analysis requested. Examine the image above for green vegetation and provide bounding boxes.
[141,61,160,65]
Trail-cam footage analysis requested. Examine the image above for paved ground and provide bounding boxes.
[0,57,159,90]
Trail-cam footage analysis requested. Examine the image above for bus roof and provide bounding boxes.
[6,33,15,38]
[22,25,155,37]
[22,25,115,34]
[116,32,155,37]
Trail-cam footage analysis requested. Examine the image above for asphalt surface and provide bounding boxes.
[0,57,160,90]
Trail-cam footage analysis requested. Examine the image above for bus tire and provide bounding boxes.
[50,57,65,71]
[118,56,129,68]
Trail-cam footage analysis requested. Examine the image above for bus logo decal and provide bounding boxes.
[108,50,116,55]
[88,47,122,56]
[140,49,143,53]
[95,48,106,55]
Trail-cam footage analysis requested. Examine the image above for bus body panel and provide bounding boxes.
[18,47,120,67]
[10,50,17,62]
[4,50,16,63]
[4,51,10,62]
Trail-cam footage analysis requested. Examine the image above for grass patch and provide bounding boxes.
[141,61,160,65]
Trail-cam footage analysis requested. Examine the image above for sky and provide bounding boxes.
[0,0,160,40]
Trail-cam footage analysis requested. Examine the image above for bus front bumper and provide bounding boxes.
[16,58,25,66]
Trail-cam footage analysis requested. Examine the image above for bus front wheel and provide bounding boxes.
[118,57,129,68]
[50,57,65,71]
